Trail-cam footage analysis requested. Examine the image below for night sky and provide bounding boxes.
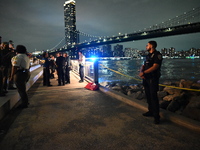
[0,0,200,52]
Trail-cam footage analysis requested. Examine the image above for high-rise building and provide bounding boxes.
[64,0,79,46]
[113,44,124,57]
[102,45,112,57]
[169,47,175,57]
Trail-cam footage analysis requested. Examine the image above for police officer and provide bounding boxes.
[139,41,163,124]
[63,53,72,84]
[10,45,31,108]
[56,52,65,86]
[42,52,52,86]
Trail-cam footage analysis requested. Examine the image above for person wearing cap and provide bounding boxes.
[10,45,31,108]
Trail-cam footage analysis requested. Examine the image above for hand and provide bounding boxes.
[139,72,145,79]
[0,66,5,71]
[9,76,13,81]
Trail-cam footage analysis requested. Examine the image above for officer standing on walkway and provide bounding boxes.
[139,41,163,124]
[63,53,72,84]
[56,52,65,86]
[10,45,31,108]
[42,52,52,86]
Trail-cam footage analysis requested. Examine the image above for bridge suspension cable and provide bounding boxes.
[77,6,200,39]
[146,7,200,31]
[48,6,200,52]
[49,37,66,51]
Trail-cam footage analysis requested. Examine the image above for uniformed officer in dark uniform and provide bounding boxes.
[10,45,31,108]
[63,53,72,84]
[56,52,65,86]
[42,52,52,86]
[139,41,163,124]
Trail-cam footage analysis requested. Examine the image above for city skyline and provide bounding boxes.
[0,0,200,52]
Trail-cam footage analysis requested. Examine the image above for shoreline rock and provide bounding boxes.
[100,79,200,121]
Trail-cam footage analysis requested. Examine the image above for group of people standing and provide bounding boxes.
[1,40,31,108]
[1,39,163,124]
[0,40,17,97]
[41,51,86,86]
[42,52,72,86]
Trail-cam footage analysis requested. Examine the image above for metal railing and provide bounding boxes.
[71,59,96,82]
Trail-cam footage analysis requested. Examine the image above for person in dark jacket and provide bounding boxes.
[42,52,52,86]
[139,41,163,124]
[0,42,14,95]
[63,53,72,84]
[49,55,56,79]
[56,52,65,86]
[0,42,8,96]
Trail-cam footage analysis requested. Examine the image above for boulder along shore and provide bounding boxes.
[100,79,200,121]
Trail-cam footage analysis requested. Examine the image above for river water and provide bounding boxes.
[98,58,200,84]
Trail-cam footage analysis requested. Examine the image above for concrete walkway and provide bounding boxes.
[0,68,200,150]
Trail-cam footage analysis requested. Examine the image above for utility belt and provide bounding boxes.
[16,69,30,73]
[144,71,161,79]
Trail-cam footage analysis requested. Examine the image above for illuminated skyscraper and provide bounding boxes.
[64,0,79,46]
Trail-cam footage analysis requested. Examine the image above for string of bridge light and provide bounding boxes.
[146,7,200,30]
[49,7,200,51]
[75,6,200,38]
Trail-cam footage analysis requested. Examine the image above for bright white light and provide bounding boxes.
[64,0,75,6]
[90,56,98,62]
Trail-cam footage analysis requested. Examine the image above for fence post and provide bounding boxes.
[94,59,99,85]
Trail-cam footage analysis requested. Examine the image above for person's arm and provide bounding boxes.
[10,66,18,81]
[143,63,160,74]
[139,63,159,78]
[139,65,145,79]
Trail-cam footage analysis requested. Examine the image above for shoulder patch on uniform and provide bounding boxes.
[157,54,162,60]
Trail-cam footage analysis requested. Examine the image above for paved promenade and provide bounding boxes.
[0,67,200,150]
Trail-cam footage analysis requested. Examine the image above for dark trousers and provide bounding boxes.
[43,67,51,86]
[50,67,55,79]
[7,67,14,88]
[143,78,160,119]
[79,65,84,81]
[57,67,65,85]
[65,66,70,83]
[0,67,4,94]
[3,67,9,91]
[14,71,30,106]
